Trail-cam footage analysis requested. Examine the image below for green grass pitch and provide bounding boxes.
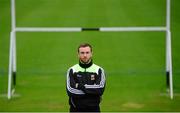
[0,0,180,112]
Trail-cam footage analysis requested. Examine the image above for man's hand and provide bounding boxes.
[76,83,85,91]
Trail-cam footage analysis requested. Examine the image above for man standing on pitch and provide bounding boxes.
[66,43,106,112]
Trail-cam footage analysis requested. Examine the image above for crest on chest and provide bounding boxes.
[91,74,95,80]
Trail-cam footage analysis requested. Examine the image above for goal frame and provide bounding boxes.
[8,0,173,99]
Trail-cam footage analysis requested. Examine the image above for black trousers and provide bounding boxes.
[70,105,100,112]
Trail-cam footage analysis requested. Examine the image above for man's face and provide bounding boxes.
[78,46,92,63]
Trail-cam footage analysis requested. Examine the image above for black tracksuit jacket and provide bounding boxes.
[66,61,106,109]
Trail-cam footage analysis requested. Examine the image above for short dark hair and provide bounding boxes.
[78,43,92,52]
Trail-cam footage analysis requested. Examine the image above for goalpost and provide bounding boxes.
[8,0,173,99]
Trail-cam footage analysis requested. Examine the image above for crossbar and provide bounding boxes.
[15,27,167,32]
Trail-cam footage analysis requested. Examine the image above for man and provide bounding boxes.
[66,43,106,112]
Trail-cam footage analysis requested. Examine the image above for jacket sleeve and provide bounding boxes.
[66,68,85,96]
[83,68,106,96]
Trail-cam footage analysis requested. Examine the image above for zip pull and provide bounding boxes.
[84,68,86,72]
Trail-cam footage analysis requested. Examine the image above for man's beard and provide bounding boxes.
[80,58,91,64]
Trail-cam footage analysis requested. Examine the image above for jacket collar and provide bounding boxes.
[79,59,93,68]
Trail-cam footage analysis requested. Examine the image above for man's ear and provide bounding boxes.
[77,52,80,57]
[91,51,93,57]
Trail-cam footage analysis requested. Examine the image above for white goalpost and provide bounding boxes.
[8,0,173,99]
